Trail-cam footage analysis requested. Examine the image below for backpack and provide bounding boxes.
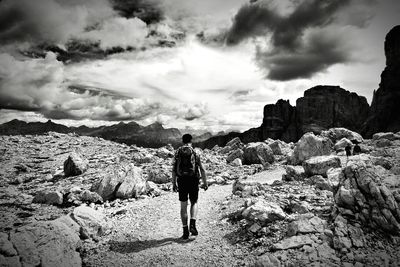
[176,145,197,177]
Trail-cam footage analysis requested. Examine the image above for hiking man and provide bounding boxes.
[172,134,208,239]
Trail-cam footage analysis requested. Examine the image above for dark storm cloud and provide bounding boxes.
[226,0,376,81]
[111,0,164,24]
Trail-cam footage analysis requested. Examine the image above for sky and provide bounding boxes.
[0,0,399,133]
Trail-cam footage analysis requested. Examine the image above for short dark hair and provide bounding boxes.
[182,134,192,144]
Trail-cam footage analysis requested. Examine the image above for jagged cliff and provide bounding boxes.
[199,86,369,148]
[363,25,400,137]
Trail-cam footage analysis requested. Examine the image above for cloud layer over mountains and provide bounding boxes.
[0,0,398,131]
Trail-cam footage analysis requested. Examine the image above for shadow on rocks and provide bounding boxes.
[109,237,195,253]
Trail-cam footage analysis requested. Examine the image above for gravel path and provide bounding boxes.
[84,166,285,267]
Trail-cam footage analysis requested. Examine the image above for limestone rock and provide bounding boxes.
[243,142,274,165]
[272,235,314,250]
[303,156,341,177]
[334,138,353,152]
[321,128,363,143]
[254,253,281,267]
[226,149,244,164]
[9,219,81,267]
[372,132,397,141]
[291,132,333,165]
[64,152,88,177]
[147,166,170,184]
[334,161,400,233]
[287,216,326,236]
[283,165,305,181]
[231,158,242,166]
[363,26,400,136]
[116,166,146,198]
[32,190,63,205]
[0,233,17,257]
[241,199,286,225]
[71,206,105,239]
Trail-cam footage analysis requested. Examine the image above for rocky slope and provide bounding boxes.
[363,25,400,137]
[1,128,400,266]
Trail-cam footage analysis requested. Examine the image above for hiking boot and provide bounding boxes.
[190,219,198,236]
[181,226,189,239]
[190,225,198,236]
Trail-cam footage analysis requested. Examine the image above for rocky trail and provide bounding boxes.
[83,168,286,267]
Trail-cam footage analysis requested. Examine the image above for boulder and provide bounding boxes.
[116,166,146,199]
[283,165,305,181]
[147,166,170,184]
[9,219,81,267]
[226,137,242,148]
[334,161,400,233]
[67,189,103,205]
[145,181,161,197]
[254,253,281,267]
[71,206,105,239]
[290,132,332,165]
[32,190,63,205]
[0,232,17,257]
[226,149,244,164]
[241,199,286,225]
[334,138,353,152]
[243,142,274,165]
[231,158,242,166]
[64,152,88,177]
[287,216,326,236]
[372,132,397,141]
[94,163,146,201]
[155,147,173,159]
[232,180,263,197]
[309,175,332,191]
[321,128,363,143]
[272,235,314,250]
[303,156,341,177]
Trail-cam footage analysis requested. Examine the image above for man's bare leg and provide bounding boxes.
[180,201,189,239]
[189,202,198,235]
[190,202,198,219]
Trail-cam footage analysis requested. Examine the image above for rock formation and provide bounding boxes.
[363,25,400,137]
[199,86,369,148]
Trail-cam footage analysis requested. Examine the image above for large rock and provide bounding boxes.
[321,128,363,143]
[116,165,146,198]
[64,152,88,177]
[334,138,353,152]
[147,166,170,184]
[32,190,63,205]
[9,219,81,267]
[372,132,398,141]
[71,206,105,239]
[226,148,244,163]
[67,189,103,205]
[272,235,314,250]
[94,163,146,201]
[290,132,333,165]
[334,161,400,233]
[287,216,326,236]
[243,142,274,165]
[241,199,286,225]
[363,26,400,137]
[302,155,341,177]
[282,165,306,181]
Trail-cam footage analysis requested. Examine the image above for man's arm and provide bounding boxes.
[172,156,178,192]
[198,160,208,190]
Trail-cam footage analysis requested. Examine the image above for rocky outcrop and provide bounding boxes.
[199,86,369,148]
[302,156,341,177]
[364,25,400,137]
[64,153,88,177]
[334,161,400,233]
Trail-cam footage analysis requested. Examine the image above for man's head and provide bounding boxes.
[182,134,192,144]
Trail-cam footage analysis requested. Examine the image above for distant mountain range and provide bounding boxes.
[0,119,214,148]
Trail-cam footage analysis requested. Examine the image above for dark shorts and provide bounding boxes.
[177,176,199,203]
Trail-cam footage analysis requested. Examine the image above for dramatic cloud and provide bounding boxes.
[225,0,377,80]
[111,0,164,24]
[0,0,114,45]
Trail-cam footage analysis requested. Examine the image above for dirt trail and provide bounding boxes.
[84,166,285,267]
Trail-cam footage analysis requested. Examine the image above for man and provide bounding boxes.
[172,134,208,239]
